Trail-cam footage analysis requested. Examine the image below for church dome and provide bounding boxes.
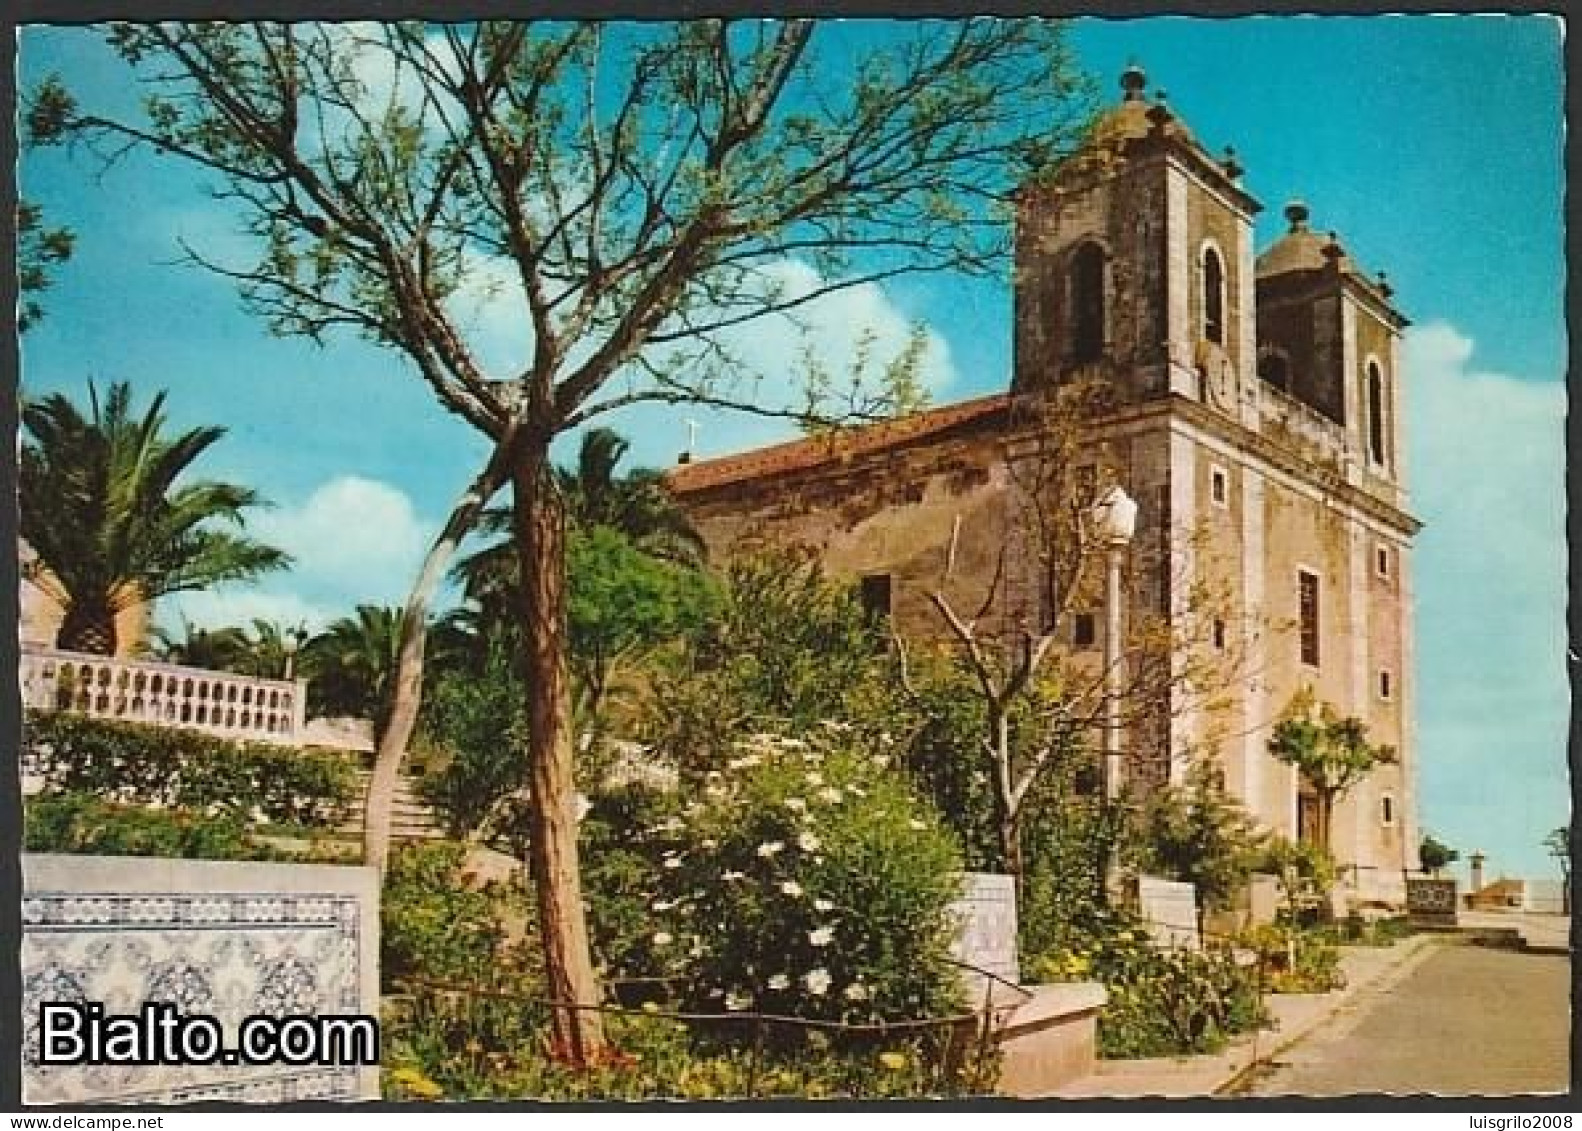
[1257,201,1353,277]
[1081,64,1197,158]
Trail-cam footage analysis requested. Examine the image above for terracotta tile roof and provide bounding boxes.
[665,393,1012,494]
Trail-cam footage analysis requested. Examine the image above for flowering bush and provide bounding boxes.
[1238,923,1345,994]
[632,729,965,1028]
[1029,917,1265,1059]
[384,993,984,1100]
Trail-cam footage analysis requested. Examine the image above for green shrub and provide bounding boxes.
[23,709,356,826]
[1028,916,1266,1059]
[381,840,514,986]
[24,792,276,860]
[383,994,983,1100]
[631,730,965,1029]
[1333,914,1414,948]
[1238,923,1347,993]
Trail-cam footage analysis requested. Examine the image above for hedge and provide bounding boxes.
[23,709,357,827]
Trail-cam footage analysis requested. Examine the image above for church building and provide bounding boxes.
[667,66,1421,908]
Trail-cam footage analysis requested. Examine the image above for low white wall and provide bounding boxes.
[21,854,380,1104]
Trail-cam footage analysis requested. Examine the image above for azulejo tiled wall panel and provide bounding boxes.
[21,854,380,1104]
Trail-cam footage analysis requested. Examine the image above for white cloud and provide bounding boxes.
[1403,320,1569,875]
[164,475,435,634]
[578,259,959,469]
[164,589,334,637]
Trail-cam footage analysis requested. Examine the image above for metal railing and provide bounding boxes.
[388,957,1029,1099]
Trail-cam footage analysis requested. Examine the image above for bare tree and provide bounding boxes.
[916,384,1255,886]
[28,19,1093,1062]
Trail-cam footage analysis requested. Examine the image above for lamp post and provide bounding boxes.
[1092,484,1138,802]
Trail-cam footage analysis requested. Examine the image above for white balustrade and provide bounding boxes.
[19,646,307,744]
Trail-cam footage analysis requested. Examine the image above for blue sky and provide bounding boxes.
[16,17,1568,881]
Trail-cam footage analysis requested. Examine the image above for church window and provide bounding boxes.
[859,574,892,622]
[1379,669,1393,701]
[1212,617,1226,651]
[1069,242,1106,364]
[1381,794,1396,827]
[1202,245,1226,344]
[1210,466,1228,507]
[1376,545,1391,579]
[1073,612,1096,650]
[1367,361,1388,466]
[1298,569,1321,667]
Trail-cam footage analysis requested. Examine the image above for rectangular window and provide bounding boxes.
[1379,669,1393,700]
[1073,612,1096,650]
[1212,618,1227,651]
[1381,795,1396,827]
[1376,545,1391,579]
[1210,466,1228,508]
[1298,570,1321,667]
[859,574,892,622]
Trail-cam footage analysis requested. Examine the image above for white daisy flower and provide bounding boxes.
[817,787,843,804]
[798,832,821,852]
[781,880,804,897]
[809,927,834,947]
[725,991,753,1011]
[805,771,825,787]
[653,931,673,946]
[757,841,784,858]
[908,819,927,831]
[804,969,832,996]
[721,870,746,882]
[767,974,790,990]
[813,898,835,912]
[843,983,870,1001]
[784,797,807,813]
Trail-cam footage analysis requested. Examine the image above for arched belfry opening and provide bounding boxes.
[1068,241,1106,365]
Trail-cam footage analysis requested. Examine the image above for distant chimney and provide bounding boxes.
[1470,850,1487,893]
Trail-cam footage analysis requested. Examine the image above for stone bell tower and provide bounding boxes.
[1013,63,1262,423]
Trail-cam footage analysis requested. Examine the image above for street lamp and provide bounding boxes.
[1091,484,1137,802]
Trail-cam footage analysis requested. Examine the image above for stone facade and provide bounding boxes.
[668,67,1421,906]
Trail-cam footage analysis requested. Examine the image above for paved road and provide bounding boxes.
[1250,940,1571,1097]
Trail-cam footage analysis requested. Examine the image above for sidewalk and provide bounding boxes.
[1049,932,1444,1099]
[1457,910,1571,955]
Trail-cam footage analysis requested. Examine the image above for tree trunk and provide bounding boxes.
[57,597,117,656]
[991,710,1025,885]
[513,450,606,1064]
[364,445,515,876]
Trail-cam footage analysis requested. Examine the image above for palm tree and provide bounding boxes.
[302,605,404,741]
[20,381,289,655]
[149,617,254,672]
[452,427,705,638]
[555,428,706,565]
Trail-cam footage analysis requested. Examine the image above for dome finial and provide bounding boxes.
[1284,200,1310,232]
[1121,62,1147,102]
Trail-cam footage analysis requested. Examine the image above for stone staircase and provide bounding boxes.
[339,769,447,843]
